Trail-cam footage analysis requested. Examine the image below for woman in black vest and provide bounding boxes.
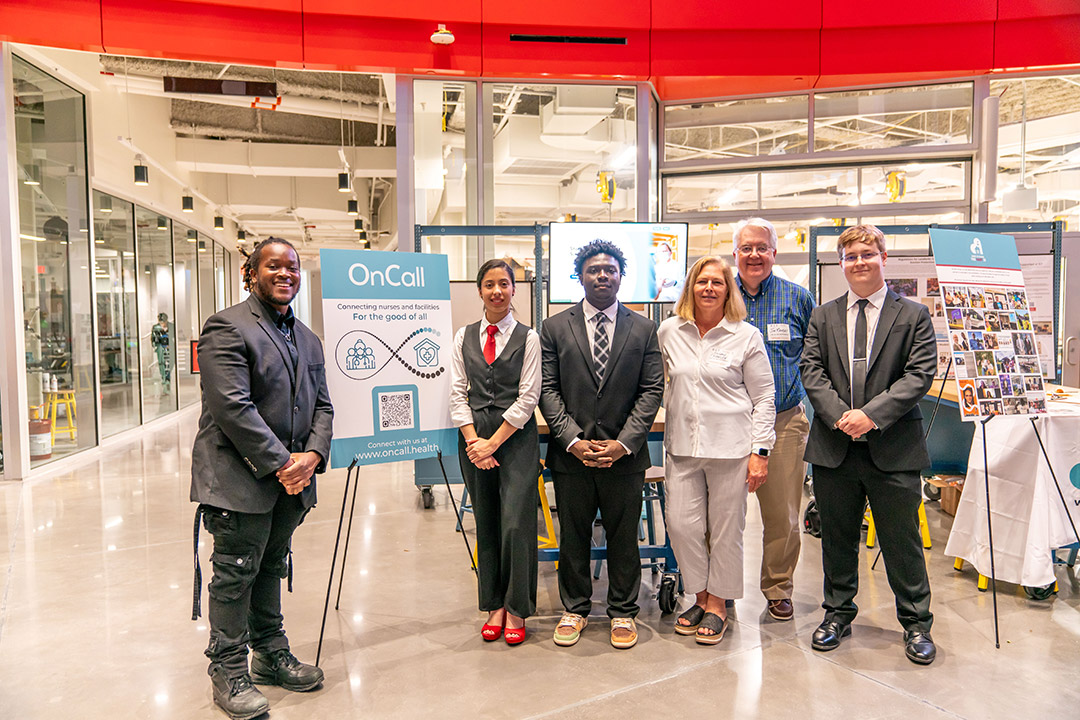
[449,259,542,645]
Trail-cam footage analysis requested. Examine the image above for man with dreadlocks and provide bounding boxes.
[190,237,333,719]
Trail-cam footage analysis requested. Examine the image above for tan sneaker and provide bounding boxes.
[553,612,587,646]
[610,617,638,649]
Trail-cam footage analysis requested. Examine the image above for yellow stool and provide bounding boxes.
[951,557,1060,594]
[45,390,77,442]
[865,502,931,550]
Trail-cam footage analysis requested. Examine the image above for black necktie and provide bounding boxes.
[851,299,869,409]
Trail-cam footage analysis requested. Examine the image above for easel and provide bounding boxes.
[316,452,475,666]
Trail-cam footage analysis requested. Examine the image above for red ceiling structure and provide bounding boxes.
[1,0,1078,98]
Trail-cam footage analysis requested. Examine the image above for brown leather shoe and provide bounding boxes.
[767,599,794,621]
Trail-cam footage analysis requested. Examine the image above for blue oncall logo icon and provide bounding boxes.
[1070,463,1080,490]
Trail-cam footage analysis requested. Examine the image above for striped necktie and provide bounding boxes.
[593,312,610,383]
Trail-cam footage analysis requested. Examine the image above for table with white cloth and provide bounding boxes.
[944,396,1080,588]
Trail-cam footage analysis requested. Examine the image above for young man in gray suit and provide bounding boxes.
[540,240,664,650]
[800,224,938,665]
[191,238,333,718]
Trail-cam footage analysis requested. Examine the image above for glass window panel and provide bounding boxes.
[94,191,140,436]
[173,224,200,408]
[490,83,636,224]
[664,172,758,214]
[814,83,974,152]
[215,243,227,312]
[414,80,476,226]
[14,56,97,465]
[665,95,810,162]
[135,207,177,419]
[420,235,478,281]
[198,235,215,329]
[988,75,1080,225]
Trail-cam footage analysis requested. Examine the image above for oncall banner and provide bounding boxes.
[320,249,456,467]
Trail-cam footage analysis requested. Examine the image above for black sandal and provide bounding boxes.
[675,605,706,635]
[695,612,728,645]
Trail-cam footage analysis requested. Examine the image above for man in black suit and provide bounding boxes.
[800,224,938,665]
[540,240,664,650]
[191,238,333,718]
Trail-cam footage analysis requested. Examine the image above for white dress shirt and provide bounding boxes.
[846,283,888,380]
[582,298,619,355]
[449,312,541,430]
[658,316,776,459]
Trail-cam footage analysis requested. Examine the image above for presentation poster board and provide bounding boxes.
[929,228,1047,421]
[320,249,456,468]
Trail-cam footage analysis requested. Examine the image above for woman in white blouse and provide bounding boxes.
[658,256,776,645]
[449,259,542,645]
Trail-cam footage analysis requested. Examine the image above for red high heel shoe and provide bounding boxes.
[481,617,505,641]
[504,624,526,645]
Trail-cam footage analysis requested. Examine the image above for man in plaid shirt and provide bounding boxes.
[733,218,815,621]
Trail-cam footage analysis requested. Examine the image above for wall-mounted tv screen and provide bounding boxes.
[548,222,690,304]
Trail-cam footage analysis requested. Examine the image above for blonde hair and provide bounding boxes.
[837,224,886,259]
[675,257,746,324]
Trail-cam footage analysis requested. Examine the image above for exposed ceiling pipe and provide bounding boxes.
[101,72,395,126]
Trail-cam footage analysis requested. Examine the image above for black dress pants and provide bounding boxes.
[813,443,933,633]
[201,491,308,676]
[458,410,540,618]
[552,468,645,619]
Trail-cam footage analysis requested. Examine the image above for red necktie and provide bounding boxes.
[484,325,498,365]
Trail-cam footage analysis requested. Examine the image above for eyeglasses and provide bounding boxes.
[736,245,772,256]
[841,251,881,264]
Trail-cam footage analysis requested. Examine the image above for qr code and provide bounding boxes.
[379,391,415,430]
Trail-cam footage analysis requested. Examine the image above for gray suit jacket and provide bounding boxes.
[801,289,936,472]
[539,302,663,474]
[190,295,333,513]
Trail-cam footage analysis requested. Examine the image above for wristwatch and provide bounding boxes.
[753,448,770,457]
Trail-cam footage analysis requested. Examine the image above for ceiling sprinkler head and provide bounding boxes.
[431,24,455,45]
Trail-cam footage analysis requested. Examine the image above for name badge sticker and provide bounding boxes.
[767,324,791,342]
[708,348,731,366]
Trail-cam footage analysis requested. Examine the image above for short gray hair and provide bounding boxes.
[732,218,778,250]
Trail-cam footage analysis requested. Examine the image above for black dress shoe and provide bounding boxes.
[811,619,851,651]
[904,630,937,665]
[251,648,324,691]
[209,666,269,720]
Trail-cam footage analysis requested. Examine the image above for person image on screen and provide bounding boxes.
[190,238,333,719]
[449,259,542,645]
[659,257,776,644]
[652,240,683,302]
[540,239,664,650]
[732,218,814,622]
[800,224,938,665]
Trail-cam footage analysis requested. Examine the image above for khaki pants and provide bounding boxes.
[755,404,810,599]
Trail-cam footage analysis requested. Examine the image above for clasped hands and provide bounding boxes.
[570,439,626,468]
[834,409,875,439]
[277,451,320,495]
[465,437,501,470]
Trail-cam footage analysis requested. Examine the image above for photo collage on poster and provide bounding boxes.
[941,283,1046,419]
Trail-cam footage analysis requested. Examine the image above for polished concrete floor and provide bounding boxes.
[1,408,1079,719]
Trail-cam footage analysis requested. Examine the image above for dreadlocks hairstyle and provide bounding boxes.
[240,237,299,292]
[573,239,627,278]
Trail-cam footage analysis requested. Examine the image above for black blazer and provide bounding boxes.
[801,289,936,472]
[539,302,663,474]
[190,295,333,513]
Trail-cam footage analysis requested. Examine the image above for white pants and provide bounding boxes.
[665,454,750,599]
